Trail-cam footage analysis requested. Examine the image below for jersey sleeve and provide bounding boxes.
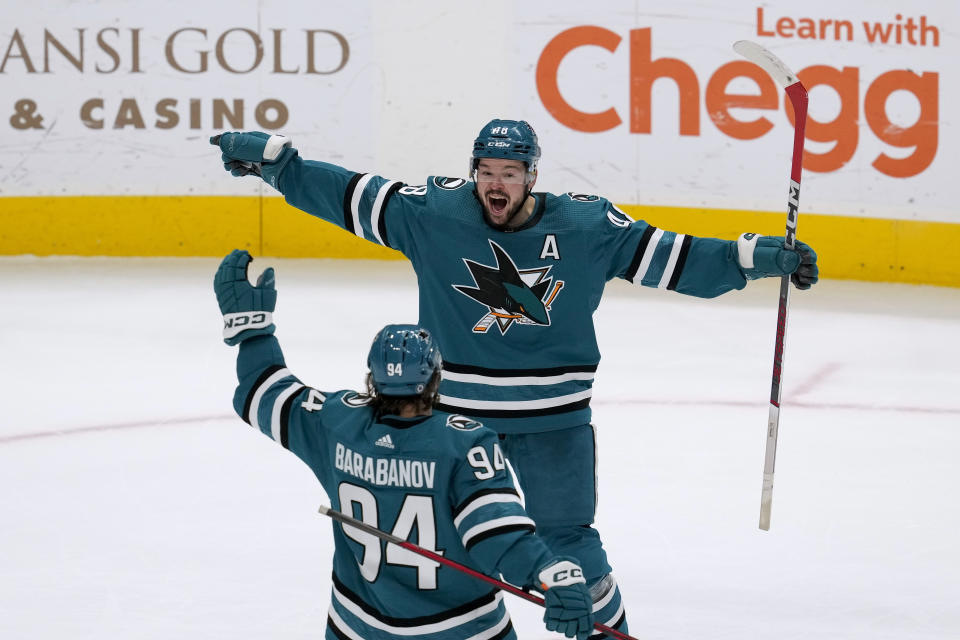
[599,201,748,298]
[274,155,423,258]
[449,427,554,588]
[232,334,333,479]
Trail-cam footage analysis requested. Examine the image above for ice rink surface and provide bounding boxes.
[2,256,959,640]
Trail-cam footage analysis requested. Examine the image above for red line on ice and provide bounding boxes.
[0,414,235,444]
[3,399,958,446]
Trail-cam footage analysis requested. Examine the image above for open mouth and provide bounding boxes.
[487,193,509,216]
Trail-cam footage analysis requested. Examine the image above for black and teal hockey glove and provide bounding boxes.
[214,249,277,346]
[538,557,595,640]
[735,233,819,290]
[210,131,296,190]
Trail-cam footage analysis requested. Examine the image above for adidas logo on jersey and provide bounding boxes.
[374,434,395,449]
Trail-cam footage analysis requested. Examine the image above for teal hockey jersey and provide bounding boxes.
[233,334,558,640]
[275,156,749,433]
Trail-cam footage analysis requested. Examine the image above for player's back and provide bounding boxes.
[315,392,520,640]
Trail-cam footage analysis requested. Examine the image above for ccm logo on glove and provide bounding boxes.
[223,311,273,339]
[550,567,583,583]
[539,559,586,589]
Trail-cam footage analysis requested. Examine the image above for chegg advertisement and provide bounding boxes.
[535,23,936,179]
[513,1,951,223]
[0,0,956,285]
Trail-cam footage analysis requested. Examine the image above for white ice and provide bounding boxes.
[2,256,959,640]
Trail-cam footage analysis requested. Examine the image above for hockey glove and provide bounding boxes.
[210,131,297,190]
[735,233,819,290]
[538,557,595,640]
[214,249,277,346]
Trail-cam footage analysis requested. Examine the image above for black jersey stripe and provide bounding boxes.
[666,234,693,291]
[442,361,597,377]
[379,415,429,429]
[376,181,403,249]
[326,616,351,640]
[330,608,513,640]
[492,620,515,640]
[589,611,627,640]
[513,192,546,231]
[453,487,521,519]
[342,172,365,234]
[278,385,304,450]
[241,364,285,425]
[331,610,512,640]
[332,572,499,626]
[625,225,657,283]
[464,523,537,551]
[437,396,591,419]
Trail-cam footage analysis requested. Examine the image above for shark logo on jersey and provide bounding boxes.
[446,414,483,431]
[453,240,565,335]
[341,392,372,408]
[433,176,467,190]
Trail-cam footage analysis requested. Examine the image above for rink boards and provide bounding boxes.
[1,195,957,287]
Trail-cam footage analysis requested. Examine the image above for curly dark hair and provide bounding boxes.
[358,369,442,416]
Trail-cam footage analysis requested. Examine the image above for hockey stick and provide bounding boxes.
[732,41,809,531]
[318,504,638,640]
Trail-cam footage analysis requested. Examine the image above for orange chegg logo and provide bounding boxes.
[536,25,938,179]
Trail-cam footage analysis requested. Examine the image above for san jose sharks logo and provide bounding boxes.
[453,240,564,335]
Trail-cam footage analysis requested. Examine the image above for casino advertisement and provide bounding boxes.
[1,0,955,284]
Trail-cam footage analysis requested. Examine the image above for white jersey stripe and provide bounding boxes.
[332,584,503,635]
[439,388,592,411]
[442,370,595,386]
[461,515,537,548]
[370,180,399,246]
[327,606,365,640]
[270,382,304,443]
[350,174,376,239]
[634,228,664,284]
[505,458,526,508]
[247,367,292,428]
[658,233,687,289]
[454,493,523,528]
[463,609,511,640]
[611,204,635,223]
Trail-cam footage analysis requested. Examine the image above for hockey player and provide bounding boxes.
[211,122,819,637]
[214,248,597,640]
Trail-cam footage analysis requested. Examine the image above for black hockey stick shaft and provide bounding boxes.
[319,505,638,640]
[733,41,809,531]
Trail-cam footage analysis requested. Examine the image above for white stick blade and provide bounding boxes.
[759,474,774,530]
[733,40,798,88]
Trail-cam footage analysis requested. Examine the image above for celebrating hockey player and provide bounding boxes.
[214,248,596,640]
[211,121,819,636]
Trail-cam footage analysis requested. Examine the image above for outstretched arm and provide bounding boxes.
[603,207,818,297]
[662,231,817,298]
[211,131,410,254]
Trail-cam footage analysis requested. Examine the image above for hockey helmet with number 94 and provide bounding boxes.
[367,324,442,396]
[470,118,541,183]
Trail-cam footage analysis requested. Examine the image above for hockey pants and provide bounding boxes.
[499,423,629,635]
